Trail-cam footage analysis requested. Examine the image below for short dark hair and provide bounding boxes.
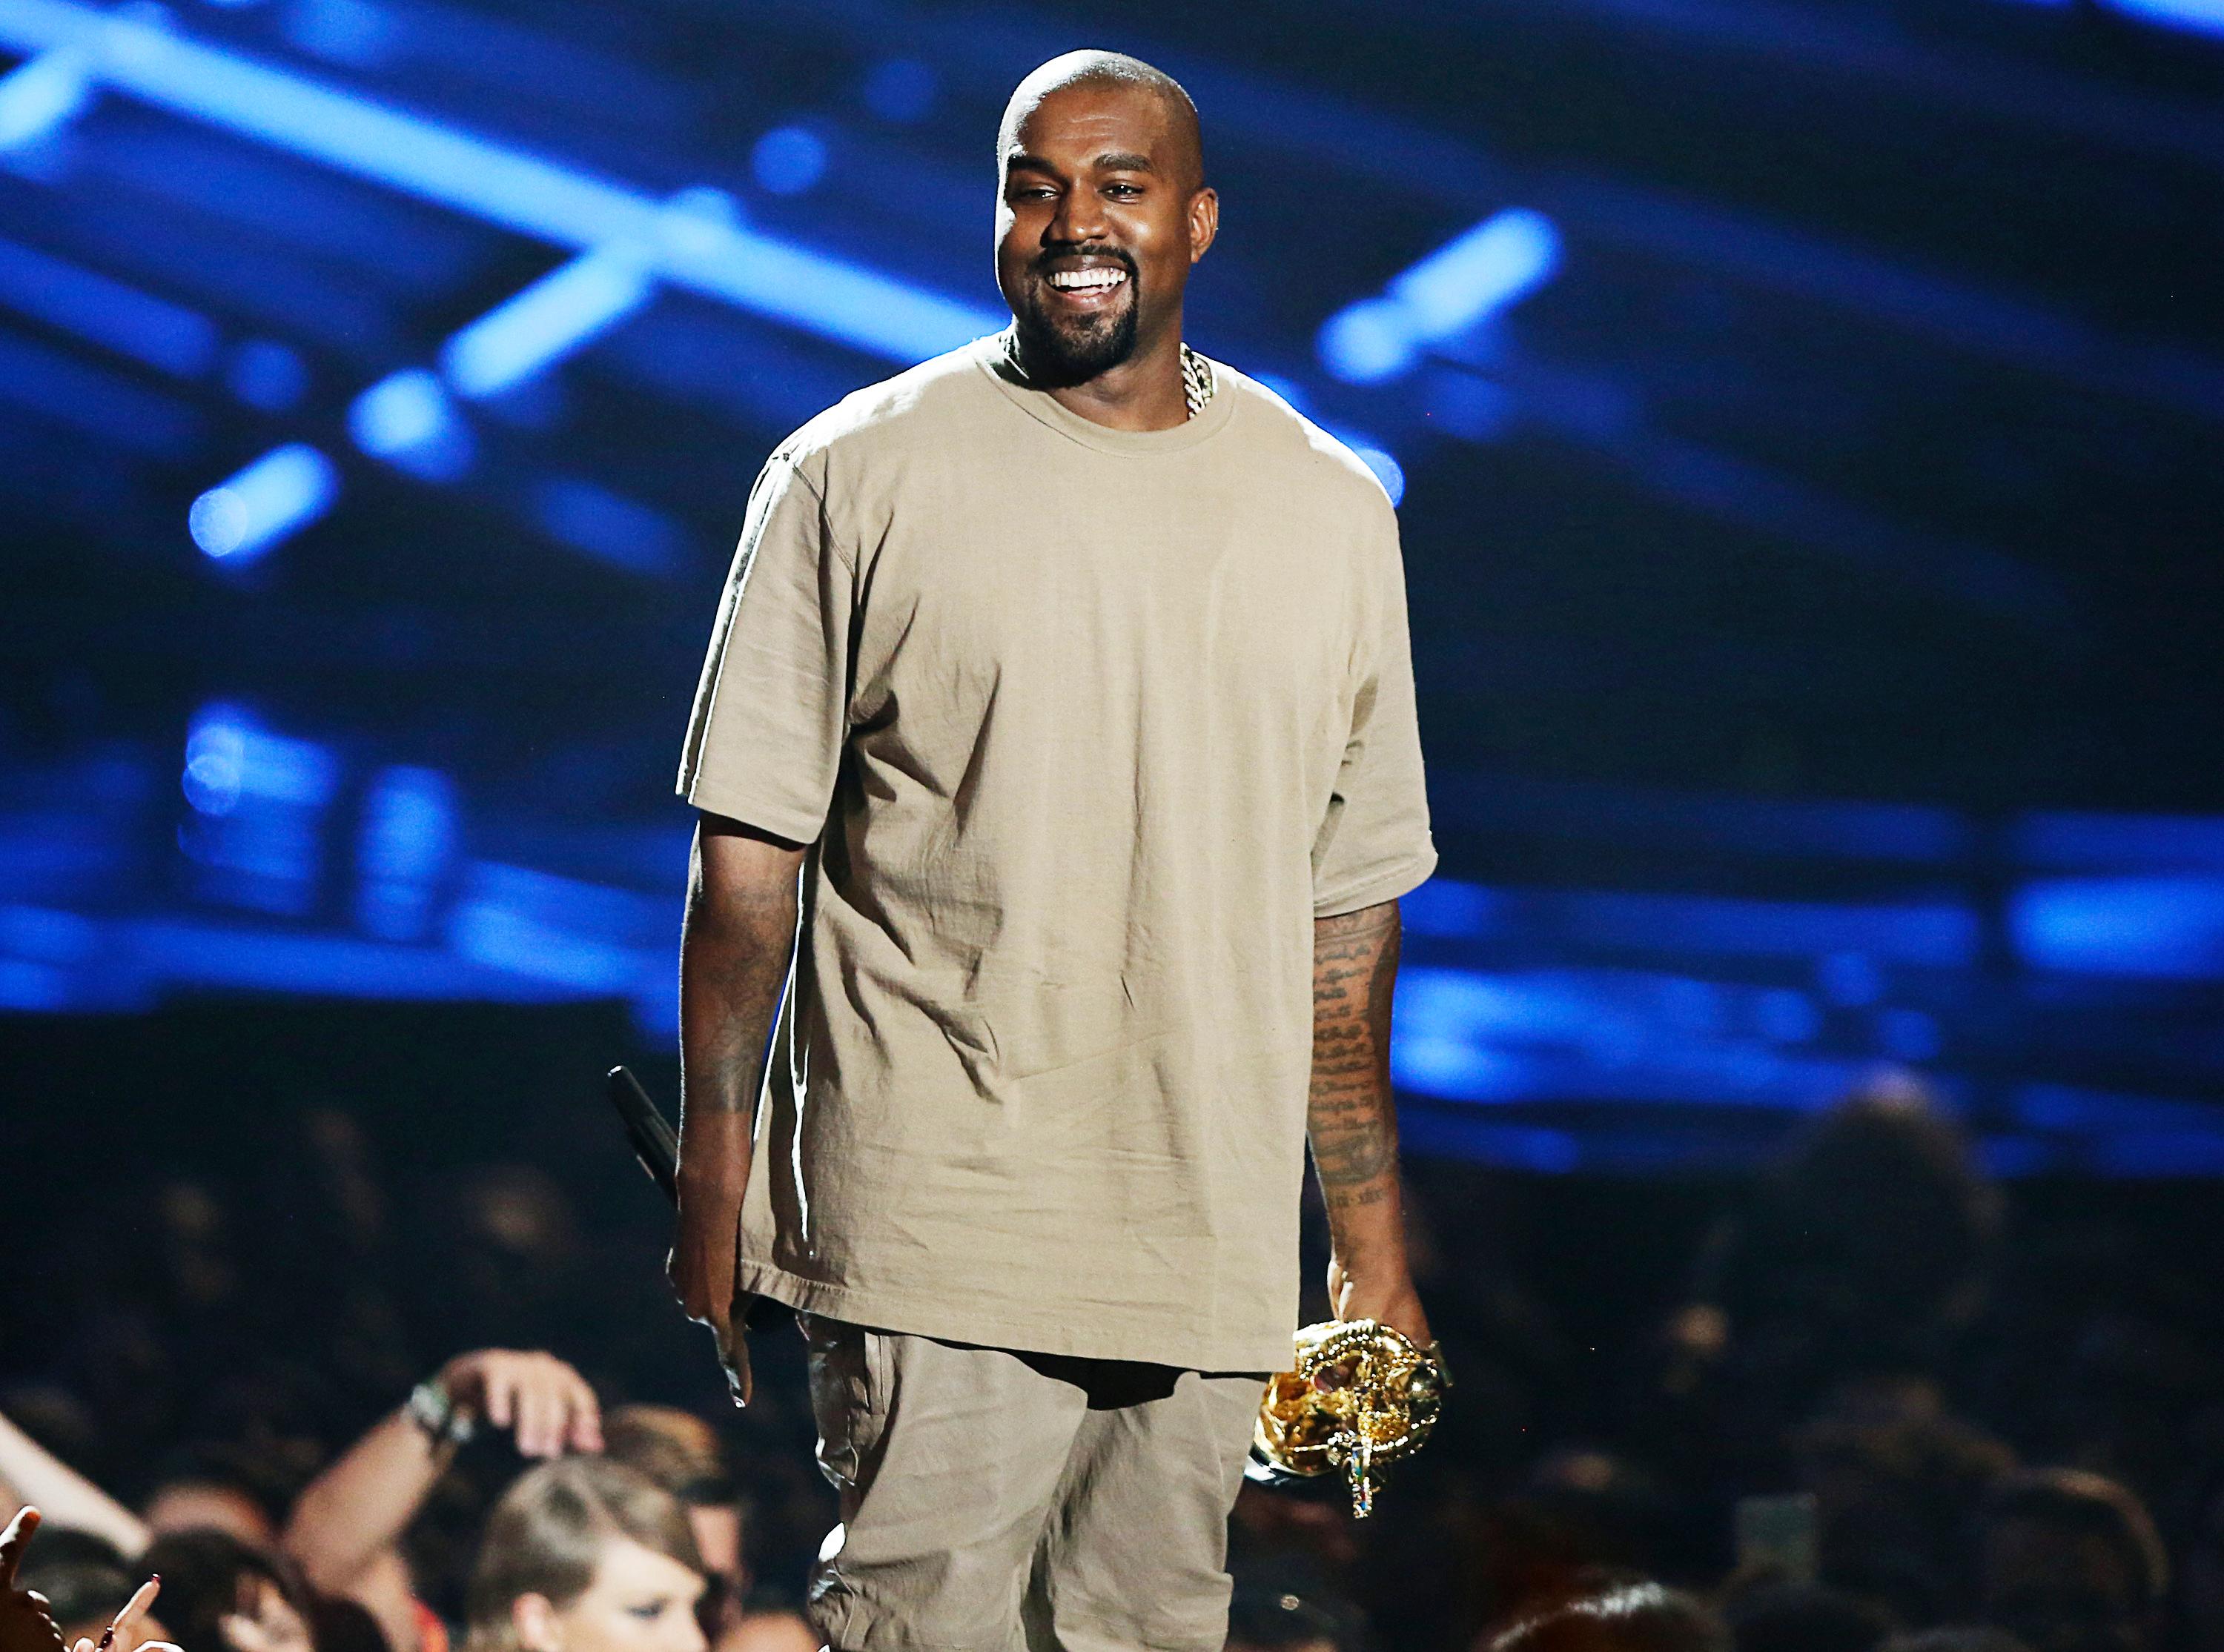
[1880,1631,2033,1652]
[1487,1582,1729,1652]
[1981,1468,2168,1609]
[140,1529,307,1652]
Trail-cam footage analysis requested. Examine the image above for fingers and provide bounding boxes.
[721,1334,753,1411]
[515,1374,554,1459]
[564,1367,603,1455]
[1,1504,39,1588]
[482,1362,516,1433]
[102,1578,161,1651]
[480,1353,600,1458]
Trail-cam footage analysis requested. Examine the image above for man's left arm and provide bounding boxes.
[1307,898,1431,1347]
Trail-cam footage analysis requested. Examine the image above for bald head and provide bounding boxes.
[999,50,1204,194]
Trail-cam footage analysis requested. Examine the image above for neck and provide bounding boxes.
[1013,319,1191,433]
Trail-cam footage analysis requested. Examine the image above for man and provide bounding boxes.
[1978,1470,2166,1652]
[669,47,1436,1652]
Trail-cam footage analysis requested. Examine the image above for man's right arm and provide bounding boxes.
[671,812,807,1407]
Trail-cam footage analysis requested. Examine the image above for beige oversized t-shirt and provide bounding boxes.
[677,334,1435,1371]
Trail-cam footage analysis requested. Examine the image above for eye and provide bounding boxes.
[1105,183,1142,198]
[624,1601,668,1622]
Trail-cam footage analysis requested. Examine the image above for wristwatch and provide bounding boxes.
[405,1378,478,1446]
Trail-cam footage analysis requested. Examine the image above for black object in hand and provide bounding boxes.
[607,1065,679,1204]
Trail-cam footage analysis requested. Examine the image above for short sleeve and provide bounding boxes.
[675,452,852,843]
[1310,516,1437,917]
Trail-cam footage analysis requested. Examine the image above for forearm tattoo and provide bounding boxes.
[1308,900,1402,1214]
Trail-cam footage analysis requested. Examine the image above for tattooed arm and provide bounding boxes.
[669,812,807,1408]
[1308,900,1432,1346]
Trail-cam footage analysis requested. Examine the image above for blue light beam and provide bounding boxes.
[1320,208,1561,385]
[348,368,472,479]
[0,45,88,150]
[0,233,217,375]
[440,242,655,399]
[0,0,1005,363]
[189,442,338,560]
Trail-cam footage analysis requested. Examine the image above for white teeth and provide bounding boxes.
[1048,268,1128,291]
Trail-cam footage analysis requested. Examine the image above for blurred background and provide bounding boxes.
[5,1,2224,1650]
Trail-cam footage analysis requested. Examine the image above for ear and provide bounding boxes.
[512,1595,562,1652]
[1188,186,1219,264]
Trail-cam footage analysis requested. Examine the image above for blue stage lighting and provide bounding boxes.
[1391,208,1560,339]
[348,368,473,480]
[0,233,218,376]
[2105,0,2224,39]
[0,1,1002,364]
[532,476,684,576]
[189,442,338,560]
[862,57,937,124]
[2010,875,2224,979]
[447,860,663,993]
[752,125,828,196]
[281,0,400,68]
[224,337,309,411]
[179,703,342,916]
[1317,299,1414,385]
[0,47,89,151]
[355,765,456,942]
[441,245,655,399]
[1318,208,1561,385]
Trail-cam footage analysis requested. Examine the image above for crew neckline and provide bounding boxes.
[972,331,1237,455]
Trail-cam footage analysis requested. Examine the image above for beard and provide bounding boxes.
[1008,252,1141,385]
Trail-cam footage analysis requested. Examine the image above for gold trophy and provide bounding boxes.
[1252,1318,1449,1519]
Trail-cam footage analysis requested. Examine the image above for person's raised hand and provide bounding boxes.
[1,1507,64,1652]
[67,1576,176,1652]
[435,1350,603,1459]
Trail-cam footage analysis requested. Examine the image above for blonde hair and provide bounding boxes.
[464,1459,706,1652]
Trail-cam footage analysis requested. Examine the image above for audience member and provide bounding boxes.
[284,1350,602,1652]
[4,1510,168,1652]
[1977,1470,2166,1652]
[1673,1079,2003,1449]
[1483,1582,1730,1652]
[8,1070,2223,1652]
[1721,1579,1894,1652]
[1224,1582,1356,1652]
[461,1461,704,1652]
[138,1530,313,1652]
[1794,1375,2016,1624]
[595,1407,807,1652]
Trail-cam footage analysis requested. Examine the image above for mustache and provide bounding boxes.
[1032,243,1137,280]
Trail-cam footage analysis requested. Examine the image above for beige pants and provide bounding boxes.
[798,1314,1265,1652]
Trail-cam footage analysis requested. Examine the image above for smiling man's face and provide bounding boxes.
[996,78,1213,386]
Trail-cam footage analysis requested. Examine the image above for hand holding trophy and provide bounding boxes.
[1251,1318,1450,1518]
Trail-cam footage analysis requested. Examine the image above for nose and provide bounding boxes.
[1048,184,1108,248]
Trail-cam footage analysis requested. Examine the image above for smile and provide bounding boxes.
[1047,268,1129,291]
